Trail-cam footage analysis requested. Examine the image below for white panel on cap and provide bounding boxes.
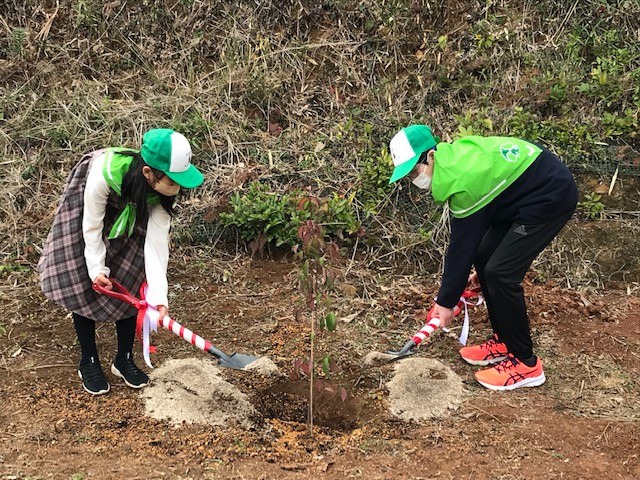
[389,131,415,167]
[169,132,192,173]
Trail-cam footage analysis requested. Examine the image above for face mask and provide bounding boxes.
[412,171,432,190]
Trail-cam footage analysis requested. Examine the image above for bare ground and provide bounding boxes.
[1,256,639,480]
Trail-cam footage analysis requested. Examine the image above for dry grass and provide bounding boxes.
[1,0,639,286]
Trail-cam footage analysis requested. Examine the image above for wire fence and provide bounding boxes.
[567,145,640,176]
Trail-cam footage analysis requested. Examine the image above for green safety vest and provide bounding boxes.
[431,137,542,218]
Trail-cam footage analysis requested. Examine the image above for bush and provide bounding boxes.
[219,182,360,248]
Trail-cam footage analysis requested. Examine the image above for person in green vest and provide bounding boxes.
[388,125,578,391]
[38,129,204,395]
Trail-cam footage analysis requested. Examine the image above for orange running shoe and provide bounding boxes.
[459,334,509,366]
[474,354,546,391]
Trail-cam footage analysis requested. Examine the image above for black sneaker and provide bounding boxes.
[111,352,149,389]
[78,356,110,396]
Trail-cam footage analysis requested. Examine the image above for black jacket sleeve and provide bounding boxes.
[436,208,488,308]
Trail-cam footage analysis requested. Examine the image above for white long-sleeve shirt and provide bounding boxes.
[82,153,170,308]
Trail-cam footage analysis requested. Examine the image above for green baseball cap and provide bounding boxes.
[141,129,204,189]
[388,125,439,183]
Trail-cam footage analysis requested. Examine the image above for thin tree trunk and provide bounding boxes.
[308,307,315,438]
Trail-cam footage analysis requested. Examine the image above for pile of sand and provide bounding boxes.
[363,351,398,367]
[386,357,466,422]
[141,358,256,428]
[241,356,282,376]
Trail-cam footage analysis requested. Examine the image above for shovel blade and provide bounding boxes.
[217,352,261,370]
[386,339,417,358]
[207,345,260,370]
[218,353,261,370]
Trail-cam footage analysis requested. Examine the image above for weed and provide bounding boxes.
[601,110,639,138]
[371,314,390,328]
[578,192,605,220]
[455,111,494,138]
[357,147,394,213]
[8,28,27,58]
[0,263,30,274]
[73,0,101,30]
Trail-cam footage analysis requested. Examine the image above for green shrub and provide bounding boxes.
[219,182,359,248]
[506,108,598,160]
[454,111,494,138]
[357,147,394,213]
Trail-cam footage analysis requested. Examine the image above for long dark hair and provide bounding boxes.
[119,150,176,224]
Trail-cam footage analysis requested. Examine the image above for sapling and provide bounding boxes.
[293,198,347,437]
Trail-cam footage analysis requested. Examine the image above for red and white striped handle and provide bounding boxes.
[411,318,441,346]
[158,315,213,353]
[412,287,482,347]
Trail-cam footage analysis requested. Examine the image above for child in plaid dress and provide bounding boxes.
[38,129,204,395]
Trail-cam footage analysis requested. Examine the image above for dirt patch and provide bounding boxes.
[251,379,384,431]
[386,357,466,422]
[2,259,640,479]
[141,358,256,428]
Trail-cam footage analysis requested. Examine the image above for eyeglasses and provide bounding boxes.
[151,169,177,186]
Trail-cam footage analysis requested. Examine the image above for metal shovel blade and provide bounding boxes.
[386,339,417,359]
[208,345,260,370]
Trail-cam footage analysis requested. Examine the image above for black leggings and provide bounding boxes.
[474,207,575,360]
[72,313,137,362]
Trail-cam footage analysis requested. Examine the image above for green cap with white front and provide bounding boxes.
[141,128,204,188]
[388,125,439,183]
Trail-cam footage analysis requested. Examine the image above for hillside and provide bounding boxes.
[1,2,640,479]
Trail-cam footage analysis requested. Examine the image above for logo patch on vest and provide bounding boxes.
[500,142,520,163]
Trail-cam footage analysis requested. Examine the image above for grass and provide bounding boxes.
[0,0,639,284]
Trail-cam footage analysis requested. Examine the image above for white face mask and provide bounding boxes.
[412,171,432,190]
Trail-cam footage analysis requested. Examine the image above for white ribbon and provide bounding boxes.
[140,284,159,369]
[142,307,160,368]
[458,294,484,346]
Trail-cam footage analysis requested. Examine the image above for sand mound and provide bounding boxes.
[363,351,397,367]
[141,358,256,428]
[386,358,465,422]
[242,356,282,376]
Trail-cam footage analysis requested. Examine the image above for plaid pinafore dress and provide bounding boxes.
[38,150,148,322]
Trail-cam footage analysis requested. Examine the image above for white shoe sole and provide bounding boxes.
[78,370,110,396]
[461,355,507,366]
[476,372,546,391]
[111,364,149,389]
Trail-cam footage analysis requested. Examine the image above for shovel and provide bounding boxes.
[386,287,482,359]
[92,280,260,370]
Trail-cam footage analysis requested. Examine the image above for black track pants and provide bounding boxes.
[72,313,136,362]
[474,207,575,360]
